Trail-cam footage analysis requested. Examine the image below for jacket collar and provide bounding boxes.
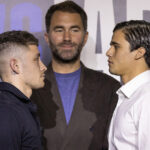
[0,82,30,103]
[45,61,85,81]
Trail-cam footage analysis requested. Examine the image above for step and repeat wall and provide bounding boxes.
[0,0,150,80]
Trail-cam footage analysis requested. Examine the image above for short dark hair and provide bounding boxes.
[45,0,87,33]
[0,30,38,52]
[114,20,150,67]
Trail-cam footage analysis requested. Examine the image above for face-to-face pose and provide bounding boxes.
[107,20,150,150]
[106,30,137,78]
[19,44,47,90]
[0,31,47,97]
[0,30,47,150]
[106,20,150,83]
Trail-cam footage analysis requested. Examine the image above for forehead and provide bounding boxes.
[50,11,83,28]
[112,30,125,41]
[27,45,39,55]
[112,29,129,45]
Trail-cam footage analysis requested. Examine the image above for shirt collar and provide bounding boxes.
[117,70,150,99]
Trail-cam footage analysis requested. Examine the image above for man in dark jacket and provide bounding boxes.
[0,30,47,150]
[31,1,120,150]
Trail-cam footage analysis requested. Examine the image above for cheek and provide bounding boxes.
[115,54,131,70]
[23,63,39,73]
[114,51,125,61]
[33,63,41,72]
[50,33,63,44]
[72,34,85,44]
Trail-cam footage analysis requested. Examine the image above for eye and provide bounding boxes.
[114,45,119,50]
[34,57,40,62]
[55,28,63,32]
[71,28,80,32]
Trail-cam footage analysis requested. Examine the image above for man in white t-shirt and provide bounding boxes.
[106,20,150,150]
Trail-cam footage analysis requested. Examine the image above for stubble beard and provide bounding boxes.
[49,40,84,64]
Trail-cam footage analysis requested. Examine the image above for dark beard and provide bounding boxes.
[52,49,80,63]
[50,41,84,64]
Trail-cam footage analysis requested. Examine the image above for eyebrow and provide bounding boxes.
[70,25,81,29]
[110,41,120,46]
[53,25,81,30]
[53,26,64,30]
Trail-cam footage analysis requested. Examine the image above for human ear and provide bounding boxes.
[44,32,50,45]
[83,31,89,46]
[135,47,146,60]
[10,59,20,74]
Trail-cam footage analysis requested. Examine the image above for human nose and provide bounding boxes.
[106,46,113,57]
[63,31,71,41]
[39,59,47,72]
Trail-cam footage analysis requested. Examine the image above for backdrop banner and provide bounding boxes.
[1,0,150,80]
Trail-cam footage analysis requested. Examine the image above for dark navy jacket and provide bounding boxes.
[0,82,42,150]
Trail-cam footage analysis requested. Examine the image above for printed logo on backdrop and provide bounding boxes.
[0,0,150,76]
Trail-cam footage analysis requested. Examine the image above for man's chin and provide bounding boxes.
[53,55,80,64]
[40,82,45,88]
[34,82,45,89]
[109,69,119,76]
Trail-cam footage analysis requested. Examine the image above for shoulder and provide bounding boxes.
[0,105,22,148]
[131,82,150,124]
[0,97,40,149]
[0,101,23,138]
[0,98,24,123]
[80,66,120,114]
[0,92,31,126]
[82,65,120,89]
[135,81,150,104]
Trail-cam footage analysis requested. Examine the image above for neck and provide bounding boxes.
[19,86,32,99]
[52,59,81,73]
[121,64,149,84]
[2,76,32,98]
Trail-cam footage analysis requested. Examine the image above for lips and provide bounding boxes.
[108,60,112,63]
[108,60,113,65]
[61,45,73,49]
[59,42,76,47]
